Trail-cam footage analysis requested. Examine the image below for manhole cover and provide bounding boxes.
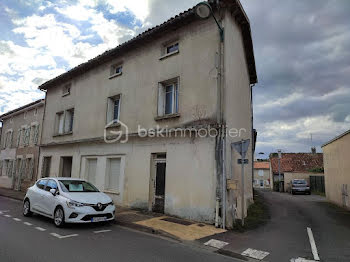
[161,217,193,226]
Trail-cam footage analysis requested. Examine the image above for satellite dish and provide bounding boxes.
[195,2,212,19]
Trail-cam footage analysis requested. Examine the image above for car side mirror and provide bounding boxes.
[50,188,57,196]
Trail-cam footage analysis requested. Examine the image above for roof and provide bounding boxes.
[270,153,323,174]
[41,177,85,181]
[322,129,350,147]
[254,161,270,169]
[38,0,257,91]
[0,99,45,120]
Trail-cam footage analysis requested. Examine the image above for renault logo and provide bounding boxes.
[97,203,102,210]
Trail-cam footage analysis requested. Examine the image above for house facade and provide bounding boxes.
[270,152,324,193]
[253,161,270,189]
[0,100,44,192]
[322,130,350,209]
[37,0,257,227]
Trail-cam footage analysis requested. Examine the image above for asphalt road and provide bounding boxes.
[0,196,239,262]
[202,190,350,261]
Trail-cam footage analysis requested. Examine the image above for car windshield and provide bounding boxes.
[293,180,307,184]
[59,180,99,192]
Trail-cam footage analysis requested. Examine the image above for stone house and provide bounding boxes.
[37,0,257,227]
[253,161,270,189]
[0,100,45,192]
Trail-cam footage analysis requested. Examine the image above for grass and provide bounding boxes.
[232,190,270,232]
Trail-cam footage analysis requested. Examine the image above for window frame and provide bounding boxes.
[157,78,180,119]
[160,40,180,60]
[109,63,123,79]
[106,94,121,125]
[62,83,71,97]
[54,109,74,136]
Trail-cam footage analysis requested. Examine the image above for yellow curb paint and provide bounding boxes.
[135,216,226,241]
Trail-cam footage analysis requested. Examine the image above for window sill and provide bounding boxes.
[62,92,70,97]
[155,113,180,121]
[53,131,73,137]
[103,190,120,195]
[109,72,122,79]
[105,122,121,128]
[159,50,179,60]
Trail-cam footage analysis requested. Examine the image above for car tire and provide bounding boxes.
[54,207,65,228]
[291,191,295,195]
[23,199,32,217]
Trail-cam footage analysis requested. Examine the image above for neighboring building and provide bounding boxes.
[322,130,350,209]
[253,161,270,189]
[37,0,257,227]
[0,100,44,192]
[270,152,324,192]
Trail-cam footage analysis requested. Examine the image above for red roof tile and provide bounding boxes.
[270,153,323,174]
[254,162,270,169]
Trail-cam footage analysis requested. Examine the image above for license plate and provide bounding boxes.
[91,217,107,222]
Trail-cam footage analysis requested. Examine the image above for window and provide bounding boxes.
[158,78,179,117]
[36,179,47,190]
[65,109,74,133]
[105,158,121,192]
[3,130,13,149]
[59,180,99,192]
[110,64,123,78]
[107,95,121,124]
[33,124,40,145]
[166,42,179,54]
[258,170,264,177]
[45,179,58,191]
[62,83,71,96]
[55,109,74,135]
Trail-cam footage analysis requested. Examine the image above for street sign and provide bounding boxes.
[231,139,250,159]
[238,159,249,164]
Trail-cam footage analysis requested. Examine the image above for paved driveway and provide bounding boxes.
[200,190,350,261]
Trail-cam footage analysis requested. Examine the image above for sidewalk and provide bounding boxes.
[0,187,25,201]
[0,187,226,242]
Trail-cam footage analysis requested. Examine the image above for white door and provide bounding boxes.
[87,159,97,185]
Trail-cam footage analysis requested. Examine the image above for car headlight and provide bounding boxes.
[66,200,84,209]
[108,201,114,206]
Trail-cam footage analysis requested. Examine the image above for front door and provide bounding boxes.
[153,161,166,213]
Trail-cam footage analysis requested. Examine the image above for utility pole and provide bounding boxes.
[277,149,282,192]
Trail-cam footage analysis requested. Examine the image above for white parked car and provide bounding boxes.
[23,177,115,227]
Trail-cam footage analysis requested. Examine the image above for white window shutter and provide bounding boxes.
[12,160,16,178]
[158,84,165,116]
[17,129,21,147]
[7,161,13,177]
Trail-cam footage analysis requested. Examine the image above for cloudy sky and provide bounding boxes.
[0,0,349,155]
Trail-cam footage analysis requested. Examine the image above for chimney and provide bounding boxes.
[311,147,316,154]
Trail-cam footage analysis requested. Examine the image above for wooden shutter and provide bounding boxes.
[34,125,39,145]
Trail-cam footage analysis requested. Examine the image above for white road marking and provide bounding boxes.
[13,218,21,221]
[23,222,32,226]
[204,239,229,249]
[4,214,12,217]
[290,257,316,262]
[50,233,79,239]
[307,227,320,261]
[0,210,9,213]
[93,229,112,234]
[35,227,46,232]
[241,248,270,260]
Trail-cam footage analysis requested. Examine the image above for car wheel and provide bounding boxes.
[23,199,32,217]
[54,207,65,227]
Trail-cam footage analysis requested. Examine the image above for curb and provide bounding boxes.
[0,192,24,202]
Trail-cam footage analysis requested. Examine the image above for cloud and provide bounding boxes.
[241,0,350,155]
